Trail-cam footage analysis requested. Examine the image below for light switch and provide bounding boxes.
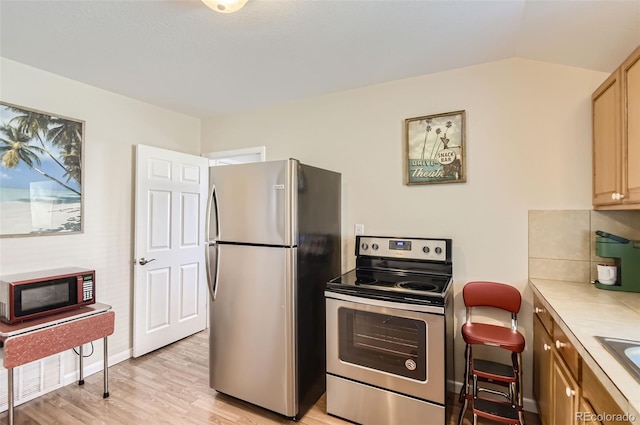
[354,224,365,236]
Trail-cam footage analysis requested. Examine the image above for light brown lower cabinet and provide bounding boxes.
[533,316,552,425]
[577,396,600,425]
[581,365,632,425]
[551,350,580,425]
[533,294,632,425]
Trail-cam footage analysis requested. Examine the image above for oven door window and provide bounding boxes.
[338,307,426,381]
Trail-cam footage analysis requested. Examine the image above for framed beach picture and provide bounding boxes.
[0,102,84,237]
[404,110,466,185]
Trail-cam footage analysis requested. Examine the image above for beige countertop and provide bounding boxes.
[529,279,640,419]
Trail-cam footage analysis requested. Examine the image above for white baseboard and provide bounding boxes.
[449,380,538,414]
[63,348,132,386]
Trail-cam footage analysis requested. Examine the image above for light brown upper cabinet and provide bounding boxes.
[592,45,640,209]
[623,46,640,205]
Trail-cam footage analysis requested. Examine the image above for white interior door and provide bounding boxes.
[133,144,208,357]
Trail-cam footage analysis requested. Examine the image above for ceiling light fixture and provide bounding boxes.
[202,0,249,14]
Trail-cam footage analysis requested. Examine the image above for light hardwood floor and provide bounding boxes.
[1,331,540,425]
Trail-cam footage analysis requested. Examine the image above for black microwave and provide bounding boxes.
[0,267,95,324]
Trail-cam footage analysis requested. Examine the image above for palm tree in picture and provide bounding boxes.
[47,117,82,185]
[0,124,81,195]
[420,119,432,160]
[428,128,442,159]
[6,106,81,188]
[5,106,67,171]
[429,121,452,160]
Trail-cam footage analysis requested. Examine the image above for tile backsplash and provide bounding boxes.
[528,210,640,283]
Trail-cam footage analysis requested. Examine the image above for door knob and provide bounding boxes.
[138,258,156,265]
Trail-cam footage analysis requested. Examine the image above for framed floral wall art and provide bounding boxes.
[0,102,84,237]
[404,110,466,185]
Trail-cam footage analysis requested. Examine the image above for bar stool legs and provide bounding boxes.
[457,349,525,425]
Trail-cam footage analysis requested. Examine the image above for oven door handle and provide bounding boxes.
[324,291,445,314]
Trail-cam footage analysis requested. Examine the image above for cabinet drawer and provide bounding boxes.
[534,295,553,336]
[582,365,631,425]
[553,321,580,380]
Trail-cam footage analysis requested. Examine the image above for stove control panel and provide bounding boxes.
[356,236,450,262]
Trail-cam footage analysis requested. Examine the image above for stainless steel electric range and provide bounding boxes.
[325,235,455,425]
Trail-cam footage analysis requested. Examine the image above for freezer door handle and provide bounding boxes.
[205,243,220,301]
[206,184,219,241]
[205,181,220,301]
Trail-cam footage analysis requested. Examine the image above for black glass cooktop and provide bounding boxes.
[327,268,452,305]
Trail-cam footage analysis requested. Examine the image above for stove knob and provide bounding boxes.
[423,246,430,253]
[435,247,442,254]
[372,243,379,250]
[361,243,369,250]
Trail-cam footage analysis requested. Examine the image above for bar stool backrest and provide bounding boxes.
[463,281,522,330]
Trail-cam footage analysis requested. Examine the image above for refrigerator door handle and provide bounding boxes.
[205,243,214,301]
[206,184,220,241]
[205,182,220,302]
[213,243,220,301]
[205,242,220,302]
[205,182,220,301]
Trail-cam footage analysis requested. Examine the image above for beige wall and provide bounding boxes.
[0,58,201,375]
[201,58,610,403]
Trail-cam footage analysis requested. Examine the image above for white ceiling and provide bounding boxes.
[1,0,639,118]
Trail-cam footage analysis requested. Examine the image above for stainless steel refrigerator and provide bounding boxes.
[206,159,341,419]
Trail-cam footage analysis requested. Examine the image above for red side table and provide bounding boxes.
[0,303,114,425]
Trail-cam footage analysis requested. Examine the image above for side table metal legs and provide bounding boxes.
[103,336,109,398]
[77,337,109,397]
[78,344,85,385]
[8,368,14,425]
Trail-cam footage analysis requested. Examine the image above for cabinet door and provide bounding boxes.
[622,45,640,204]
[577,397,600,425]
[552,350,579,425]
[592,70,622,206]
[582,364,632,425]
[533,316,553,425]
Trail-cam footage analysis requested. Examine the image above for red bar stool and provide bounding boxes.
[457,281,526,425]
